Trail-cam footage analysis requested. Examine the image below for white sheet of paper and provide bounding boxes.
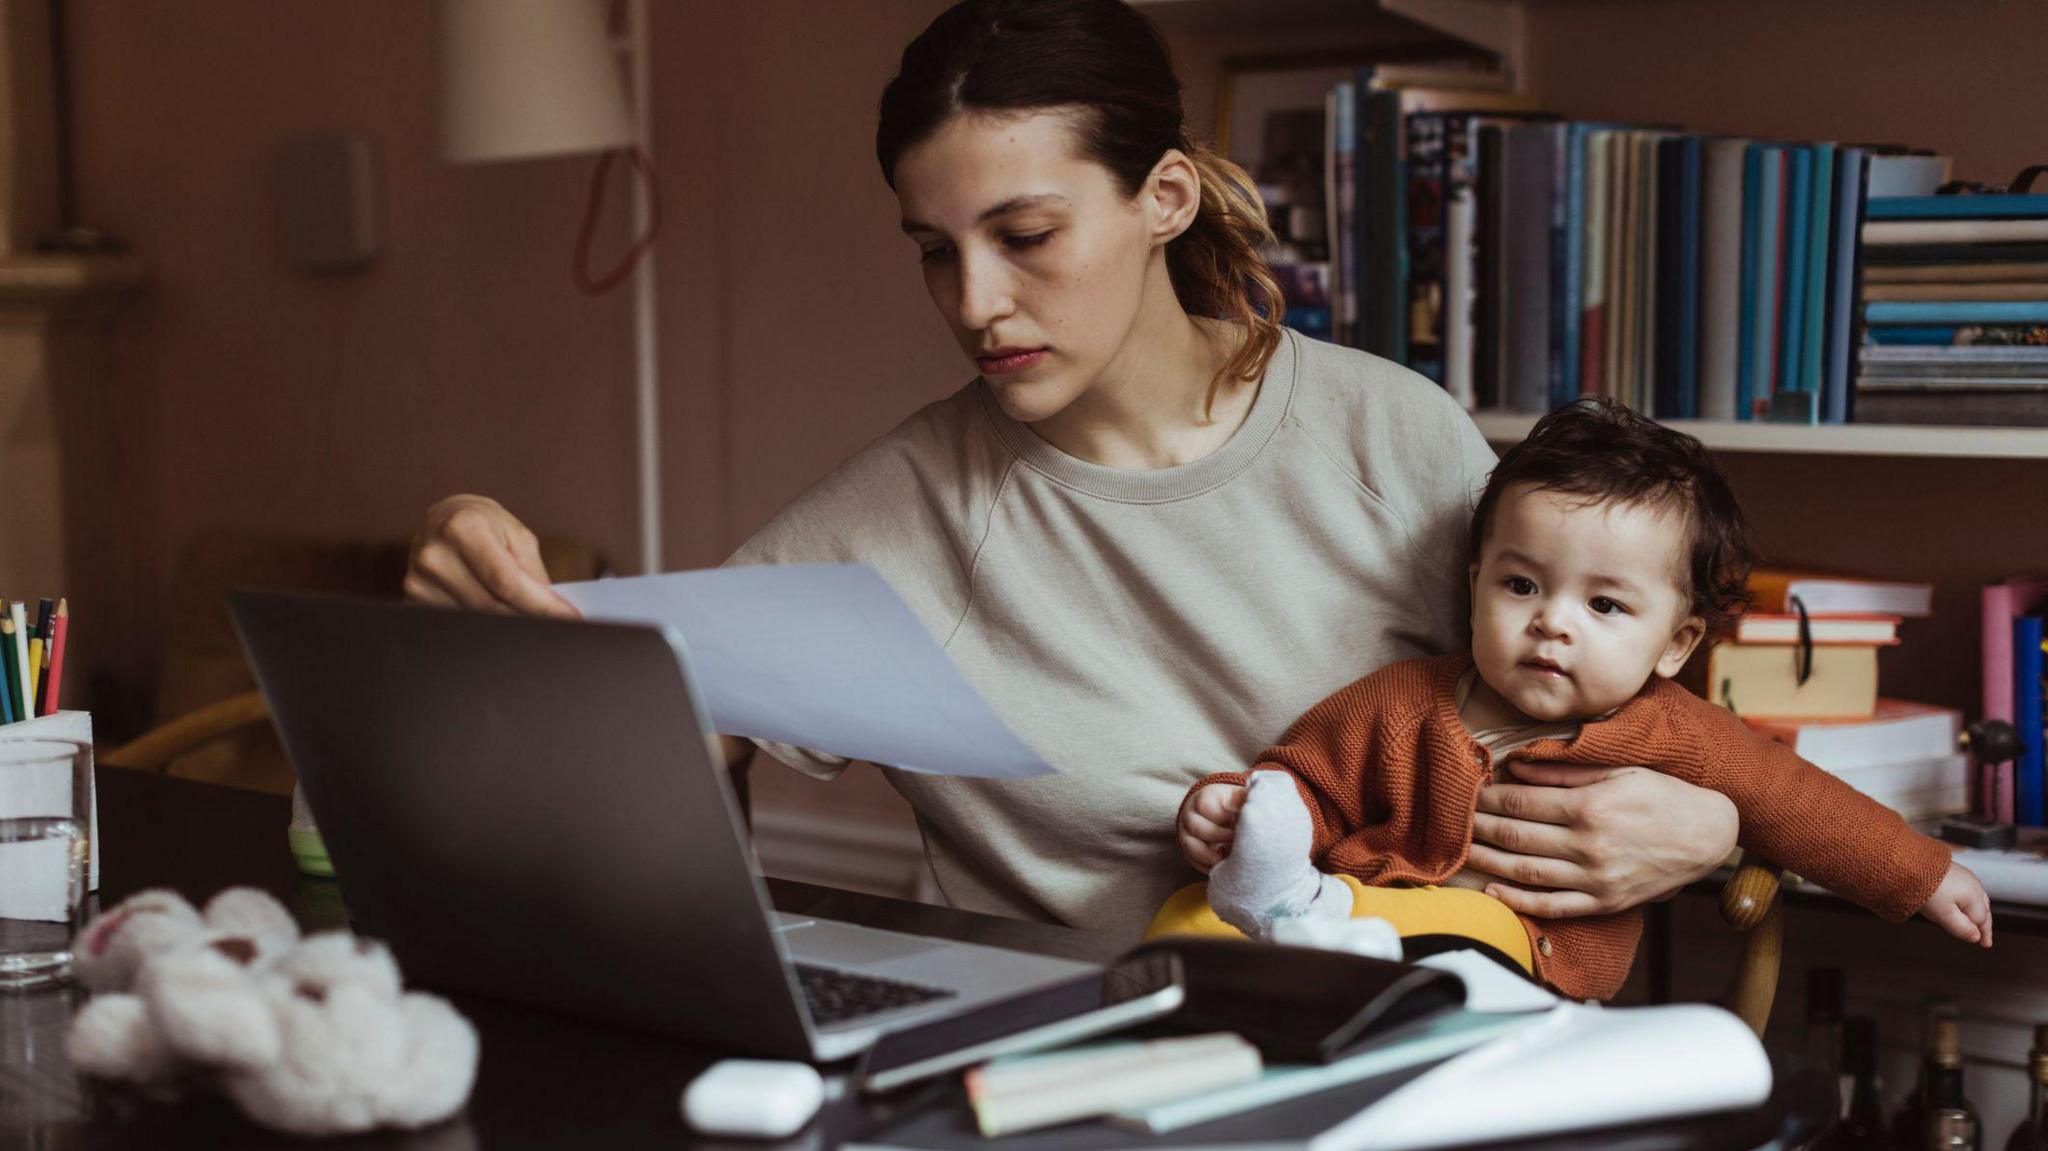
[1315,1002,1772,1151]
[1412,949,1560,1014]
[557,566,1053,779]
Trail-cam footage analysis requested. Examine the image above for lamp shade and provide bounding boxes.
[440,0,633,164]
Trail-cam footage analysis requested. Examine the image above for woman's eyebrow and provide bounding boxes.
[901,193,1071,235]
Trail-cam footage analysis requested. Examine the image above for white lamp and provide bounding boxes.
[440,0,632,163]
[440,0,664,574]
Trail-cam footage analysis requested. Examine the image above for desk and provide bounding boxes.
[2,771,1830,1149]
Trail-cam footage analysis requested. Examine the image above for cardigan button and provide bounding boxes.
[1536,936,1552,957]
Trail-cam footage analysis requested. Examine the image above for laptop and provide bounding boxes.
[228,590,1097,1061]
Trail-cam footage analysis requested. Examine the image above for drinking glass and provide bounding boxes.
[0,739,92,990]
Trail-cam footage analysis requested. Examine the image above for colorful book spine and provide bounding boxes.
[2017,615,2046,827]
[1864,301,2048,325]
[1866,194,2048,220]
[1735,144,1763,420]
[1821,147,1867,425]
[1982,579,2048,822]
[1775,147,1813,416]
[1796,142,1834,415]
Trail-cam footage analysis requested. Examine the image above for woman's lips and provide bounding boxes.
[976,348,1047,374]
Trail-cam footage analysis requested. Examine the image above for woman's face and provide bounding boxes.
[894,110,1164,424]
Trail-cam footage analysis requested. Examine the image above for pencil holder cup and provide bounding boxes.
[0,711,97,892]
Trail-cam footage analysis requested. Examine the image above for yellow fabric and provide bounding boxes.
[1146,877,1534,974]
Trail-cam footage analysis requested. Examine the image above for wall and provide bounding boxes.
[62,0,969,730]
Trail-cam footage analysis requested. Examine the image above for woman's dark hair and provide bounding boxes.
[1470,397,1758,633]
[875,0,1282,414]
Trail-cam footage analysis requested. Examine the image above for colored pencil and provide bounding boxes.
[7,602,27,720]
[26,637,40,706]
[41,600,67,716]
[0,618,18,724]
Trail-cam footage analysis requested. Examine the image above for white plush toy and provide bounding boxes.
[67,887,479,1137]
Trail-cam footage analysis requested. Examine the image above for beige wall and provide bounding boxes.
[66,0,965,723]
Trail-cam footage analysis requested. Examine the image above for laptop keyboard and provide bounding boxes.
[795,963,956,1026]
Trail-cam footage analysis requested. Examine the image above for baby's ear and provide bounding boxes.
[1655,613,1708,679]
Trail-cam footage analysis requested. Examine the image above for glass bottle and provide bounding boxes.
[1807,967,1847,1117]
[1920,1016,1979,1151]
[1817,1016,1892,1150]
[2007,1024,2048,1151]
[1896,997,1961,1148]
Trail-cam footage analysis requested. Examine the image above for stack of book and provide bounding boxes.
[1707,570,1966,821]
[1854,193,2048,427]
[1983,574,2048,826]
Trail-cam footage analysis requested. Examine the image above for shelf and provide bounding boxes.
[1469,411,2048,460]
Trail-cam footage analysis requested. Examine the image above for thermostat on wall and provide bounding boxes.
[273,135,382,273]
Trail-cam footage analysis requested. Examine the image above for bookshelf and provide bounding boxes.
[1148,2,2048,1135]
[1470,411,2048,460]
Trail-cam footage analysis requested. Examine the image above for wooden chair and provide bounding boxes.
[1718,858,1786,1036]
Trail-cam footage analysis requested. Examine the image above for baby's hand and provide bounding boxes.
[1919,861,1993,948]
[1178,783,1246,873]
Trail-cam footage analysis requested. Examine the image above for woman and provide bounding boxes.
[405,0,1737,938]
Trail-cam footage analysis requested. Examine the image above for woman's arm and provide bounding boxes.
[407,494,758,772]
[1466,762,1739,917]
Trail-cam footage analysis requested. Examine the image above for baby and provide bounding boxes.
[1161,398,1990,1000]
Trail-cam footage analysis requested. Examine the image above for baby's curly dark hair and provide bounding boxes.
[1470,397,1758,634]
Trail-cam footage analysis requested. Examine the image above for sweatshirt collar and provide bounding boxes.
[973,330,1298,503]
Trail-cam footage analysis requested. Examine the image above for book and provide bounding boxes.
[1863,323,2048,346]
[1774,146,1814,417]
[1581,129,1615,397]
[1503,122,1559,412]
[2017,615,2045,827]
[967,1033,1263,1136]
[1797,142,1834,417]
[1707,642,1879,720]
[1742,699,1959,771]
[1864,261,2048,283]
[1864,218,2048,245]
[1982,576,2048,822]
[1866,193,2048,220]
[1697,138,1751,419]
[1733,613,1900,646]
[1747,569,1934,617]
[1863,241,2048,266]
[1821,147,1868,424]
[1863,152,1951,197]
[1864,301,2048,326]
[1863,280,2048,301]
[1851,388,2048,427]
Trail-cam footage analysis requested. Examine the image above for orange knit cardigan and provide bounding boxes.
[1196,653,1953,1000]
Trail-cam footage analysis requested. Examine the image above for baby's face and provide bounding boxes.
[1469,484,1706,723]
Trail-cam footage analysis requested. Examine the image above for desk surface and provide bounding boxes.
[1,770,1830,1150]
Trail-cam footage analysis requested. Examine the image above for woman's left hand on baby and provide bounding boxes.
[1469,762,1739,917]
[1920,861,1994,948]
